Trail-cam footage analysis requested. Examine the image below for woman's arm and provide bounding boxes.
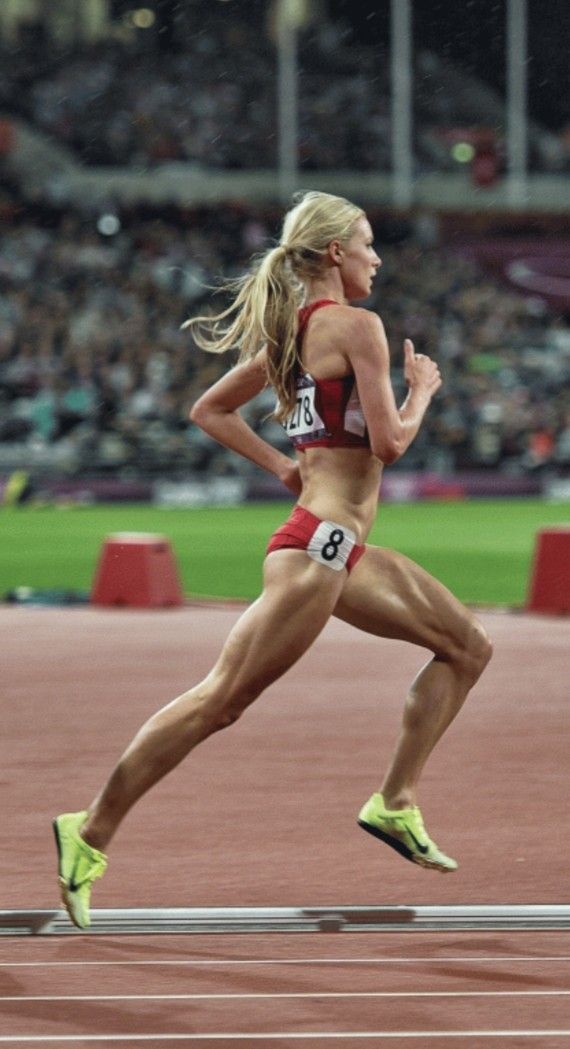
[343,309,441,465]
[190,352,302,495]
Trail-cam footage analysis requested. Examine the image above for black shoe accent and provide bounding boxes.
[357,818,415,864]
[52,819,63,872]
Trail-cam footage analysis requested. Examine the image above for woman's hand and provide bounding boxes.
[279,459,303,496]
[403,339,442,399]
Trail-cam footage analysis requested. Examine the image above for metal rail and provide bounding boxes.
[1,905,570,936]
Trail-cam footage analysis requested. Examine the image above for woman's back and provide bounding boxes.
[298,300,353,381]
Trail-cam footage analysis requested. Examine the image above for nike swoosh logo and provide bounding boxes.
[68,856,83,893]
[406,828,429,854]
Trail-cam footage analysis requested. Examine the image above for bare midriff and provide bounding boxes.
[297,445,383,543]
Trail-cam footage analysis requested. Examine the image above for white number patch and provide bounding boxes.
[307,519,357,572]
[284,375,326,442]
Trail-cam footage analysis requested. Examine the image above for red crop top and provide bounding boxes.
[283,300,370,451]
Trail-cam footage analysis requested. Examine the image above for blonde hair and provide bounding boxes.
[184,191,364,422]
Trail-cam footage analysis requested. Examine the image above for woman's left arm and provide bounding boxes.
[190,352,301,495]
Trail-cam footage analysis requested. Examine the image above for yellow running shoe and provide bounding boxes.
[53,811,108,929]
[358,792,458,872]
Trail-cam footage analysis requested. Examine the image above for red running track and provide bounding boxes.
[1,605,569,1044]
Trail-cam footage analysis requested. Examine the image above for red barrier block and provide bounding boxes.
[91,532,183,608]
[527,527,570,615]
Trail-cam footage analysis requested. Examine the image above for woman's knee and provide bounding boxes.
[469,619,493,675]
[439,616,493,683]
[462,618,493,681]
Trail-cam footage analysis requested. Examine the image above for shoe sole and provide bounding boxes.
[357,819,455,873]
[52,818,87,930]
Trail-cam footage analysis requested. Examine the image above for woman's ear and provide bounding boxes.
[328,239,344,266]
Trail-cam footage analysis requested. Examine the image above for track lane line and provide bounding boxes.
[1,1031,570,1042]
[2,990,570,1002]
[2,956,570,968]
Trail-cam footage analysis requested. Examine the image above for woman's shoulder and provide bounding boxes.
[319,304,384,340]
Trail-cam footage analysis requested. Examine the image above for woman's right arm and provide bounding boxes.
[344,309,441,465]
[190,352,302,495]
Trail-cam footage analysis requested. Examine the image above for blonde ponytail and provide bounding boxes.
[184,191,364,422]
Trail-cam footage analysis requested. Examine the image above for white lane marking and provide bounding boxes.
[2,991,570,1003]
[0,1031,570,1042]
[2,956,570,968]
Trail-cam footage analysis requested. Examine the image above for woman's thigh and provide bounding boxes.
[334,544,484,658]
[211,549,347,702]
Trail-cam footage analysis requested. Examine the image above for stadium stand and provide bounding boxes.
[0,200,568,488]
[1,14,567,175]
[0,3,568,501]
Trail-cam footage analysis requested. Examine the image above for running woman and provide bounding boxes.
[54,192,492,929]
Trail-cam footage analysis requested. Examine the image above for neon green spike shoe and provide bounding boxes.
[53,811,108,929]
[358,792,458,873]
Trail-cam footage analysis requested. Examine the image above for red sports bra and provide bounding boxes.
[283,300,370,451]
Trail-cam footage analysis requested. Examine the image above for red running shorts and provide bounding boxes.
[266,505,365,574]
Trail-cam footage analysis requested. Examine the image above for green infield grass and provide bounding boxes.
[1,499,568,606]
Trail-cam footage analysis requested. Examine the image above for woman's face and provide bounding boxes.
[337,216,381,300]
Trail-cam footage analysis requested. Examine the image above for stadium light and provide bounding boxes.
[452,142,476,164]
[127,8,156,29]
[97,214,121,236]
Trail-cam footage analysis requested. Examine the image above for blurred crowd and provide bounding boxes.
[0,202,568,483]
[0,23,392,173]
[1,13,568,176]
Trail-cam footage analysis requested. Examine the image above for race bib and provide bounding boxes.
[307,519,357,572]
[284,374,326,443]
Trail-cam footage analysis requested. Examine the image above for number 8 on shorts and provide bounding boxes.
[307,519,357,572]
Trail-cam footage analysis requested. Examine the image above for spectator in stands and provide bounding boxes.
[0,203,568,482]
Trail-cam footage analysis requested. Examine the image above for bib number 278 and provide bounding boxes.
[288,395,314,431]
[284,382,325,439]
